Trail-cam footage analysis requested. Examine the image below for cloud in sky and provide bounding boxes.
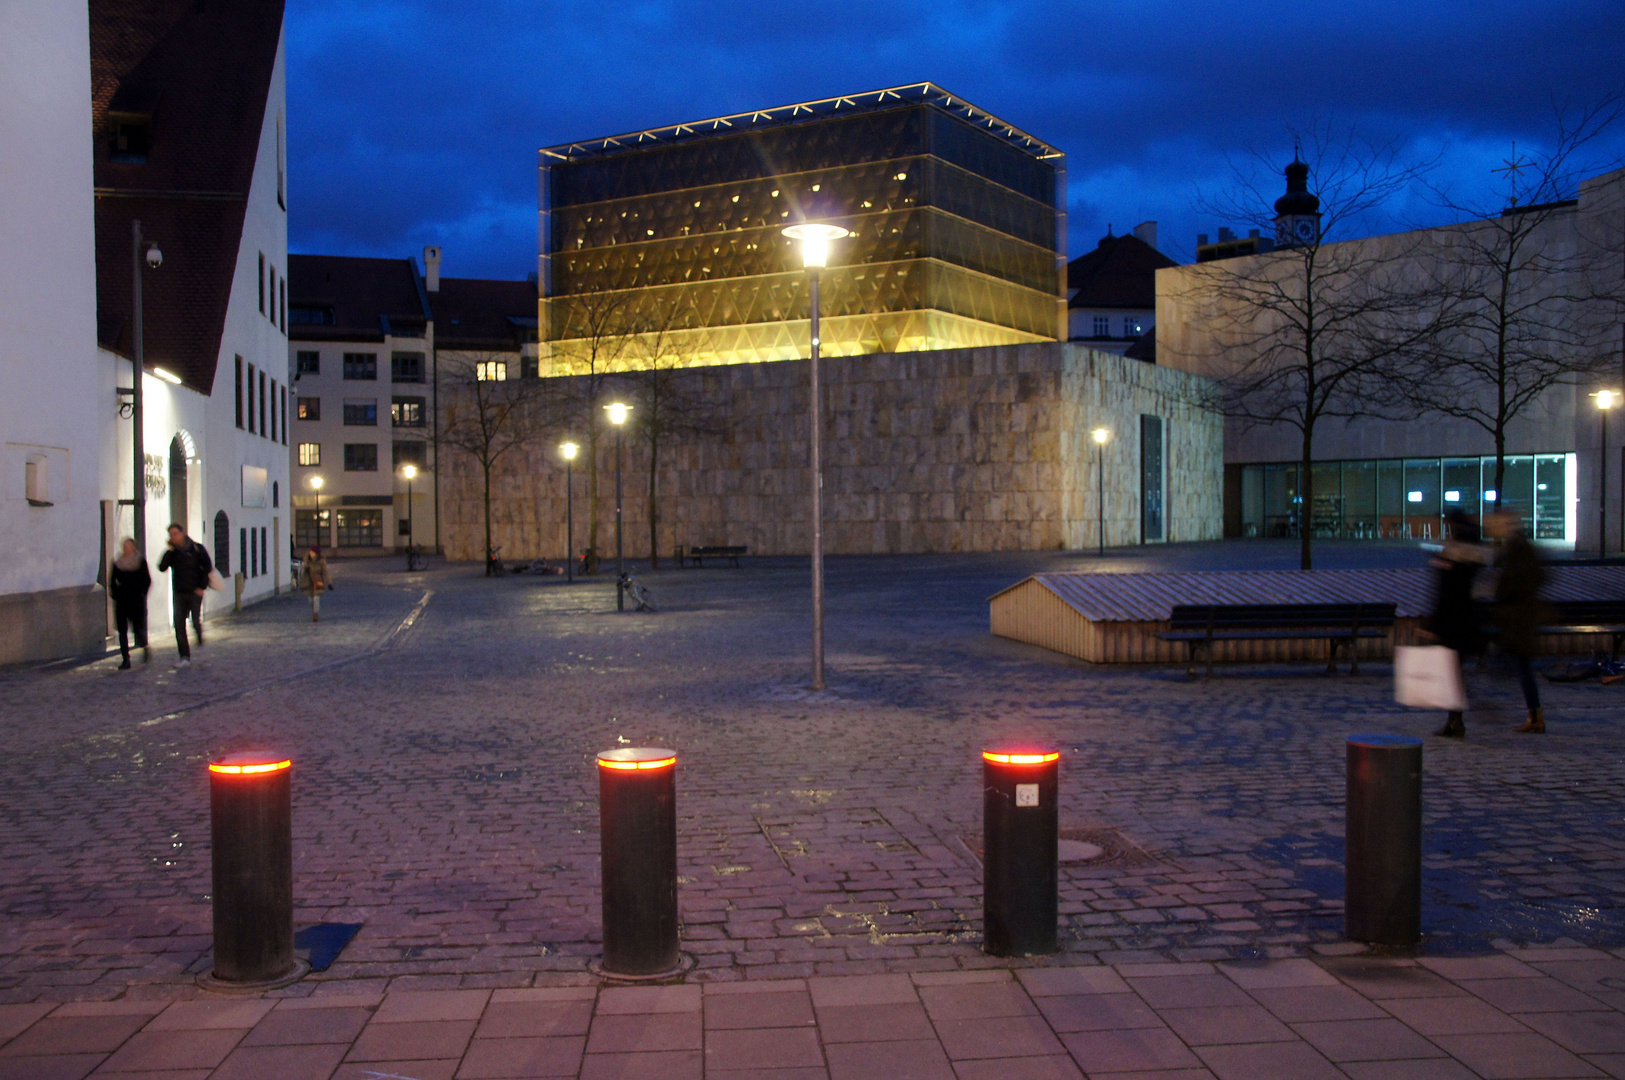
[286,0,1625,278]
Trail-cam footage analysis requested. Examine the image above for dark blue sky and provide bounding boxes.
[286,0,1625,280]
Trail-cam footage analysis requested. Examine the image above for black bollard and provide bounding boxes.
[597,748,680,977]
[1345,733,1423,947]
[207,753,301,986]
[982,747,1060,957]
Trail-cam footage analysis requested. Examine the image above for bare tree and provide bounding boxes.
[1171,125,1449,568]
[1401,99,1623,512]
[623,306,721,567]
[546,293,633,567]
[439,351,548,574]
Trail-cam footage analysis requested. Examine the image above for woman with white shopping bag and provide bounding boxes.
[1410,510,1488,738]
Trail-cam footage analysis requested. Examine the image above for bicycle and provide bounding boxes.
[618,571,658,612]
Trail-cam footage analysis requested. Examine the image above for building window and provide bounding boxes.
[476,360,507,381]
[280,279,286,334]
[260,526,268,576]
[1093,316,1110,337]
[246,363,256,433]
[291,306,336,326]
[272,480,279,508]
[267,266,276,323]
[1124,317,1141,336]
[298,443,321,466]
[297,397,320,421]
[214,510,230,576]
[296,350,320,375]
[295,509,329,550]
[234,356,244,429]
[259,370,268,436]
[110,115,150,162]
[344,353,378,380]
[258,254,265,314]
[391,397,425,427]
[343,399,378,426]
[281,386,288,444]
[394,441,427,470]
[344,444,379,472]
[336,509,384,548]
[240,527,247,577]
[391,352,425,383]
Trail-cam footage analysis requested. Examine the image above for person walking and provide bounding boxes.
[1488,511,1547,733]
[299,545,332,622]
[1424,509,1488,738]
[157,522,212,666]
[109,537,151,669]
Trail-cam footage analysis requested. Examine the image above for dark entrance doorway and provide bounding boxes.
[1140,415,1164,543]
[168,435,188,530]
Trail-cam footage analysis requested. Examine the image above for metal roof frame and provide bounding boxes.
[539,83,1063,164]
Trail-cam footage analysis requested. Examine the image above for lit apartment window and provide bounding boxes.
[476,361,507,381]
[1093,316,1110,337]
[391,397,425,427]
[297,397,320,421]
[298,443,320,466]
[343,399,378,426]
[344,443,379,472]
[343,353,378,380]
[296,351,320,375]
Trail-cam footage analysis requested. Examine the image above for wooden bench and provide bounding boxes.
[1488,599,1625,660]
[1157,602,1398,678]
[677,544,747,568]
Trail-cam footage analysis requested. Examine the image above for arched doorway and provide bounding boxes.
[168,436,188,530]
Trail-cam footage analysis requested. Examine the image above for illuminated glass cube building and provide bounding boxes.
[537,84,1066,373]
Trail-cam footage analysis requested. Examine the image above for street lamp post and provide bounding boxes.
[783,222,849,691]
[604,403,631,610]
[130,221,162,553]
[308,476,326,550]
[561,442,579,584]
[1093,427,1111,557]
[402,464,418,570]
[1599,391,1617,556]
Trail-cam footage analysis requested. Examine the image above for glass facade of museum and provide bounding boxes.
[537,86,1066,373]
[1239,453,1577,543]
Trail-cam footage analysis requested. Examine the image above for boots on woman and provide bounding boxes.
[1514,709,1545,733]
[1435,711,1466,738]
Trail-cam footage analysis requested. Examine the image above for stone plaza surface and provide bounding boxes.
[0,542,1623,1075]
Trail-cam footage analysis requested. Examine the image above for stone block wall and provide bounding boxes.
[441,343,1223,561]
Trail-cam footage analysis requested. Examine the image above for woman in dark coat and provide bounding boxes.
[1425,510,1487,737]
[1488,512,1546,732]
[109,537,151,669]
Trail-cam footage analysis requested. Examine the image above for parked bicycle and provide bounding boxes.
[618,571,658,612]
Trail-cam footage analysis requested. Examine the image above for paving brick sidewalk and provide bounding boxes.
[3,955,1624,1078]
[1,547,1622,1009]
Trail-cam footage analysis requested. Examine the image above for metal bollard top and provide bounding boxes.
[597,748,677,771]
[208,752,292,775]
[982,748,1060,766]
[1346,733,1424,750]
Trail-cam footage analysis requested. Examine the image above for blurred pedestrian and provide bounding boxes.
[1424,509,1488,738]
[109,537,151,669]
[299,545,332,622]
[1487,511,1547,733]
[157,522,212,666]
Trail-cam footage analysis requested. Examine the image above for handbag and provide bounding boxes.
[207,569,226,592]
[1395,645,1465,711]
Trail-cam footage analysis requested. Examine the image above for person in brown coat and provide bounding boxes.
[1487,511,1546,732]
[299,545,333,622]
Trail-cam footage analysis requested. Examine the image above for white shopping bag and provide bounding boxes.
[1394,645,1466,711]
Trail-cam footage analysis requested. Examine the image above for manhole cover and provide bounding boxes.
[1059,840,1106,863]
[959,828,1163,871]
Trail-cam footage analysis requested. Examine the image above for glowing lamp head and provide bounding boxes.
[1092,427,1110,445]
[401,464,418,481]
[208,752,291,776]
[1599,390,1618,411]
[982,749,1061,766]
[604,401,631,426]
[145,245,163,269]
[783,222,850,269]
[596,747,677,771]
[153,366,183,385]
[560,441,579,461]
[308,475,324,491]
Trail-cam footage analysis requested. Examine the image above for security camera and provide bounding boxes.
[145,245,163,269]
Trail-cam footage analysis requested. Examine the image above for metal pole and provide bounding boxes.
[566,459,574,584]
[982,748,1059,957]
[615,430,625,612]
[1097,442,1105,557]
[1345,733,1423,946]
[131,221,146,553]
[1602,408,1609,558]
[596,748,680,977]
[206,753,301,987]
[810,270,825,691]
[405,476,414,570]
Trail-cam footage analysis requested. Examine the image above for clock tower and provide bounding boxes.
[1274,154,1322,247]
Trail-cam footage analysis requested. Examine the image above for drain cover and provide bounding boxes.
[1059,839,1106,863]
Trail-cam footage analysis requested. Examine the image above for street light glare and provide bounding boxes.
[604,402,631,425]
[560,441,579,460]
[402,464,418,480]
[783,222,850,269]
[1598,390,1618,410]
[309,476,324,490]
[1092,427,1111,444]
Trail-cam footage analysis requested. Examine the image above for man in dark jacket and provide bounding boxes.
[157,523,212,665]
[109,537,151,669]
[1488,511,1547,732]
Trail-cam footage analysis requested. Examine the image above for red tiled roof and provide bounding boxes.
[1066,233,1176,310]
[288,255,429,343]
[431,278,539,351]
[92,0,284,395]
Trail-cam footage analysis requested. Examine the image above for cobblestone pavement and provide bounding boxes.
[3,957,1625,1078]
[0,544,1622,1015]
